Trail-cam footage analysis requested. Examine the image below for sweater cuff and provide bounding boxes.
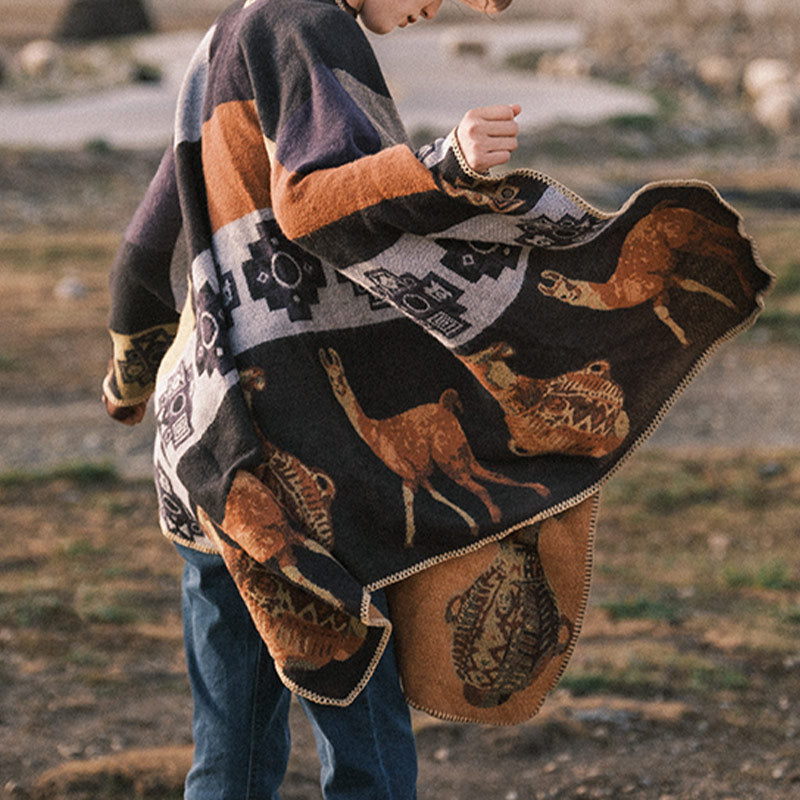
[106,324,178,405]
[417,129,495,191]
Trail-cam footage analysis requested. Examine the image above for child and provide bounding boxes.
[104,0,520,797]
[104,0,771,794]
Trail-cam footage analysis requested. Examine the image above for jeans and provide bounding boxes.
[177,544,418,799]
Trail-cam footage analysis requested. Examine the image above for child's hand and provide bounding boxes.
[103,394,148,425]
[456,104,521,173]
[102,362,148,425]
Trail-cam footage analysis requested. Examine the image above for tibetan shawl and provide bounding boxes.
[105,0,772,720]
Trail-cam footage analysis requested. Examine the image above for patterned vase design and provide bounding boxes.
[445,524,573,707]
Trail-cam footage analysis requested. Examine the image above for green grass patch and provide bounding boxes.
[599,596,683,625]
[769,261,800,297]
[641,484,720,515]
[603,454,796,521]
[605,463,720,515]
[66,645,111,668]
[0,233,118,273]
[62,538,112,559]
[562,653,750,699]
[688,665,750,692]
[74,585,169,626]
[0,591,83,630]
[0,353,18,371]
[503,49,544,72]
[783,606,800,624]
[750,308,800,343]
[723,559,798,591]
[559,672,628,697]
[0,462,120,488]
[608,113,659,132]
[80,603,140,625]
[560,667,666,698]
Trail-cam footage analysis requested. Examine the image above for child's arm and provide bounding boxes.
[241,6,523,270]
[103,147,182,421]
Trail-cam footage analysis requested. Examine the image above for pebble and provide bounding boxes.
[56,742,83,759]
[17,39,61,78]
[54,275,89,300]
[743,58,793,101]
[758,461,787,479]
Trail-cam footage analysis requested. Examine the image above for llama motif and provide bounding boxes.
[461,342,629,458]
[445,524,573,708]
[537,205,754,346]
[240,367,337,550]
[318,347,549,548]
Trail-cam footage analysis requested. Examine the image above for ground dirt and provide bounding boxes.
[1,2,800,799]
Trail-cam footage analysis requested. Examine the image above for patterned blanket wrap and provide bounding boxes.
[188,173,770,721]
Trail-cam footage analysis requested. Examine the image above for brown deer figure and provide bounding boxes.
[537,206,753,346]
[318,347,549,548]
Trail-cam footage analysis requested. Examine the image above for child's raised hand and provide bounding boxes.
[455,104,521,173]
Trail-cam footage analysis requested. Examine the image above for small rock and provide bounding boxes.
[17,39,61,78]
[56,0,153,41]
[57,743,83,759]
[758,460,786,479]
[433,746,449,762]
[446,39,488,59]
[743,58,792,101]
[708,532,730,558]
[536,50,593,79]
[54,275,89,300]
[697,54,739,96]
[752,83,799,134]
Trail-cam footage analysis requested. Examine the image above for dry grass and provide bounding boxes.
[1,450,799,797]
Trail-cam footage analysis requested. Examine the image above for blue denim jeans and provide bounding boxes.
[177,544,418,800]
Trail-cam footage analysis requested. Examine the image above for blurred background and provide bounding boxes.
[1,1,799,798]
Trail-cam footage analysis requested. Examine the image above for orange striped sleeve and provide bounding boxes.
[271,144,438,240]
[202,100,272,234]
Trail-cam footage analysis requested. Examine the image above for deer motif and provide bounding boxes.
[537,205,753,346]
[318,347,549,548]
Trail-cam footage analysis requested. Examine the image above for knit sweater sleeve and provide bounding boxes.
[104,146,182,405]
[240,0,485,267]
